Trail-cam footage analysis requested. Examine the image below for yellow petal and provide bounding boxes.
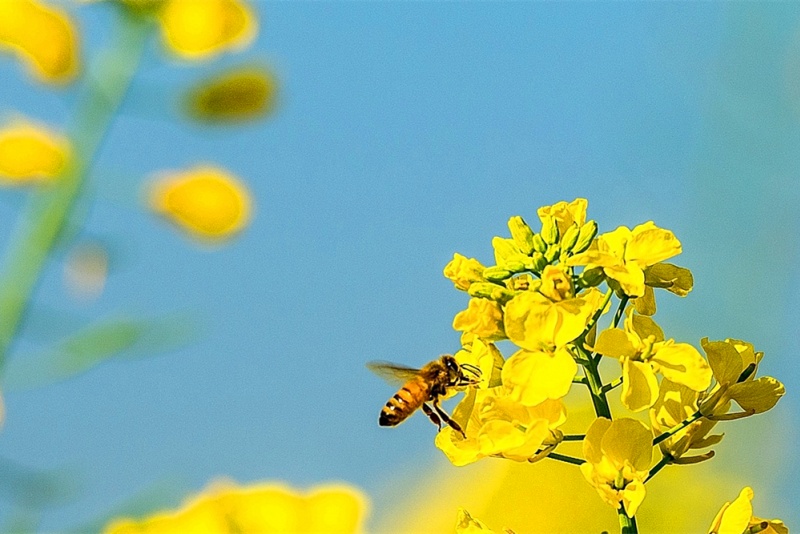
[0,119,70,183]
[604,263,646,298]
[594,328,638,359]
[621,359,659,412]
[435,427,483,466]
[453,298,506,341]
[148,165,253,240]
[622,479,647,517]
[537,198,588,237]
[626,222,682,268]
[305,485,368,534]
[701,338,744,386]
[644,262,693,296]
[727,377,784,414]
[158,0,257,60]
[502,348,577,406]
[601,418,653,472]
[455,509,497,534]
[444,253,486,291]
[0,0,80,84]
[582,417,612,465]
[652,342,712,392]
[712,487,753,534]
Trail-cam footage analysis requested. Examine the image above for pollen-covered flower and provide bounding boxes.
[444,253,487,291]
[594,311,712,412]
[104,480,368,534]
[580,417,653,517]
[0,0,80,84]
[501,346,577,406]
[435,388,566,466]
[700,338,784,418]
[567,222,682,298]
[0,119,70,184]
[147,165,253,241]
[157,0,257,60]
[453,298,506,341]
[186,66,278,123]
[503,287,605,351]
[708,487,788,534]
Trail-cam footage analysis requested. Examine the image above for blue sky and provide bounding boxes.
[1,2,798,531]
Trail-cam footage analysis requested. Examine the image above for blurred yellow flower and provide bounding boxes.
[157,0,257,60]
[708,487,788,534]
[436,388,565,466]
[187,66,278,123]
[0,119,70,184]
[501,346,577,407]
[580,417,652,517]
[567,222,682,298]
[104,480,368,534]
[148,165,253,240]
[453,298,506,341]
[0,0,80,84]
[594,311,712,412]
[444,253,487,291]
[503,287,605,351]
[455,508,513,534]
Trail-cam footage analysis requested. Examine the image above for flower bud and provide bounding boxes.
[531,252,547,272]
[541,215,559,245]
[468,282,515,303]
[532,233,547,253]
[544,244,560,264]
[507,216,535,255]
[501,259,526,273]
[573,221,598,253]
[577,266,605,288]
[560,223,580,253]
[483,266,513,282]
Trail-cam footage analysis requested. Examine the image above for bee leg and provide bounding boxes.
[421,403,443,430]
[432,399,466,438]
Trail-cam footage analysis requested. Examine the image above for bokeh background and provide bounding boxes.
[1,2,798,532]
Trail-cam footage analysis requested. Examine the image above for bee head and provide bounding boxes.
[441,355,461,380]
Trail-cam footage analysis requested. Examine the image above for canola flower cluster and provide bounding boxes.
[440,199,786,534]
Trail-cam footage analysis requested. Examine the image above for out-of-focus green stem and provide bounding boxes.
[0,11,151,373]
[618,507,637,534]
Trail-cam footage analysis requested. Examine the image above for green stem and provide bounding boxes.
[618,507,638,534]
[601,376,624,394]
[0,12,151,372]
[576,344,612,419]
[652,410,703,446]
[645,453,673,483]
[547,452,585,466]
[612,295,629,328]
[561,434,585,442]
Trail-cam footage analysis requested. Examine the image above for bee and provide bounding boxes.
[367,355,480,436]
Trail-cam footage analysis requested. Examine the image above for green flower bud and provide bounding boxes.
[577,266,605,288]
[483,266,513,282]
[541,215,559,245]
[573,221,598,253]
[532,233,547,254]
[468,282,515,303]
[560,224,580,253]
[544,244,560,264]
[508,216,535,255]
[501,259,526,273]
[531,252,547,272]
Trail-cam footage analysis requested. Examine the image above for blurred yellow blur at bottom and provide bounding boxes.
[104,480,368,534]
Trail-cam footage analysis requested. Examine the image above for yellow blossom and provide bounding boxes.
[503,287,605,351]
[580,417,653,517]
[453,298,506,341]
[454,333,504,389]
[436,388,565,466]
[104,480,368,534]
[594,311,712,412]
[455,509,515,534]
[708,487,788,534]
[0,0,80,84]
[567,222,682,298]
[0,119,70,184]
[157,0,257,60]
[444,253,487,291]
[501,346,577,406]
[148,165,253,240]
[186,66,278,123]
[700,338,784,417]
[537,198,588,238]
[538,265,574,302]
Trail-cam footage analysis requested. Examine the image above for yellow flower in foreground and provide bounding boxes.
[444,253,487,291]
[157,0,257,60]
[104,480,368,534]
[454,334,504,389]
[708,487,788,534]
[0,119,70,184]
[0,0,80,84]
[453,298,506,341]
[580,417,653,517]
[501,346,577,406]
[187,66,278,123]
[435,388,565,466]
[567,222,681,298]
[537,198,588,238]
[148,165,253,240]
[594,311,712,412]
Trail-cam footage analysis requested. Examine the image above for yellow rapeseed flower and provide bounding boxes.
[148,165,253,240]
[157,0,257,60]
[0,119,70,184]
[537,198,588,238]
[594,311,712,412]
[0,0,80,84]
[580,417,653,517]
[708,487,788,534]
[455,509,514,534]
[453,298,506,341]
[501,346,577,407]
[444,253,487,291]
[567,222,682,298]
[104,480,368,534]
[435,388,565,466]
[454,333,504,389]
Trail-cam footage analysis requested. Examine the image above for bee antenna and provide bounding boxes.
[461,363,481,376]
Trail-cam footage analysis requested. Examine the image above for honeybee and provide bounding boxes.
[367,355,480,436]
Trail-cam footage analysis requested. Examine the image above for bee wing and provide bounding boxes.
[366,361,420,385]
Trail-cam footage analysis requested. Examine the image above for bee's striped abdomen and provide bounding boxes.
[379,379,428,427]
